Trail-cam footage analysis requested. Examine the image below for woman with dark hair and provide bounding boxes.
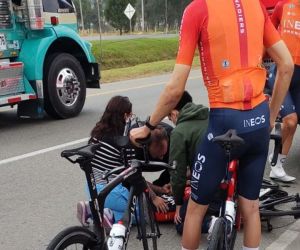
[89,95,132,143]
[77,96,134,226]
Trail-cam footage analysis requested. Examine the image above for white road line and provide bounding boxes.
[0,118,170,166]
[0,138,89,166]
[0,75,201,164]
[265,230,300,250]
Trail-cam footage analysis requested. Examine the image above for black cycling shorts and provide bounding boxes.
[190,101,270,205]
[267,64,300,120]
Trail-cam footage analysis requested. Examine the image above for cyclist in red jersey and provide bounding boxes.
[130,0,293,249]
[263,0,300,182]
[261,0,281,15]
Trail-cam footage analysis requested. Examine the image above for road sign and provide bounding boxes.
[124,3,135,20]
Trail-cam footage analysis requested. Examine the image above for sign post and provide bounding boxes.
[124,4,136,33]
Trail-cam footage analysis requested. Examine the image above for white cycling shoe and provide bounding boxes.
[269,165,296,183]
[268,154,296,183]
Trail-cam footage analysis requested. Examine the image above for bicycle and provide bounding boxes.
[259,177,300,232]
[258,117,300,229]
[259,179,300,232]
[46,135,176,250]
[207,129,244,250]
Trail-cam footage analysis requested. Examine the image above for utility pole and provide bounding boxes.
[165,0,168,33]
[79,0,85,31]
[96,0,102,34]
[141,0,144,32]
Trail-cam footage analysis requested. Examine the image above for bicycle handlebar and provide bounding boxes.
[61,141,176,170]
[98,159,176,181]
[102,159,177,179]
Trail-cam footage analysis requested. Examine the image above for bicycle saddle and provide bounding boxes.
[213,129,244,149]
[61,144,98,158]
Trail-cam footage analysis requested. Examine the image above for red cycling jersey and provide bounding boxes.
[176,0,280,110]
[271,0,300,65]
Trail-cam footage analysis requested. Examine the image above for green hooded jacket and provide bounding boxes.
[169,103,209,205]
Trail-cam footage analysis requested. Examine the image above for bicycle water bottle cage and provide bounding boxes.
[213,129,244,153]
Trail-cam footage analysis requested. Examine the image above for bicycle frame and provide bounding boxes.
[50,117,175,250]
[219,159,242,232]
[82,158,155,249]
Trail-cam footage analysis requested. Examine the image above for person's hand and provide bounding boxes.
[174,205,182,224]
[269,102,279,132]
[161,183,172,195]
[129,125,150,147]
[152,196,169,213]
[269,117,276,132]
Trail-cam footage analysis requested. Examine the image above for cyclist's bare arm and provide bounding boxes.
[130,64,190,142]
[266,40,294,127]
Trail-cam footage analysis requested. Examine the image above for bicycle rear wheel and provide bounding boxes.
[46,226,102,250]
[207,218,225,250]
[138,192,159,250]
[261,178,279,190]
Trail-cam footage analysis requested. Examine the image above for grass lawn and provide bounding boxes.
[101,57,200,83]
[91,37,200,83]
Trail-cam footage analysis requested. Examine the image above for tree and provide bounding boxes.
[73,0,98,31]
[104,0,137,35]
[140,0,190,32]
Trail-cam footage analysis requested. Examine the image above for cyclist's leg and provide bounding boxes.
[182,200,208,248]
[238,127,269,247]
[271,108,296,181]
[290,64,300,124]
[266,65,296,181]
[279,72,297,156]
[182,113,229,249]
[281,114,297,154]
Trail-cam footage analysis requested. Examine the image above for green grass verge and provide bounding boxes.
[101,57,200,83]
[92,37,200,83]
[92,37,179,70]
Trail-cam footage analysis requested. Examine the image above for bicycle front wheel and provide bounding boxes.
[260,195,300,218]
[46,226,101,250]
[207,218,225,250]
[138,192,159,250]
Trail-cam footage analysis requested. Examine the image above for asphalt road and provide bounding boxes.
[0,70,300,250]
